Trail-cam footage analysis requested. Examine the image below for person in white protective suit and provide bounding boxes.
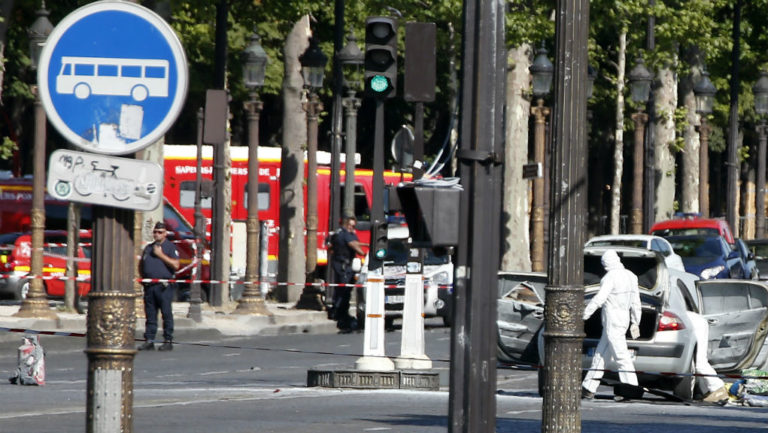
[581,249,642,400]
[685,311,729,404]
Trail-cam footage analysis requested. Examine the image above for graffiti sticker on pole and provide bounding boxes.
[37,1,188,155]
[47,149,163,211]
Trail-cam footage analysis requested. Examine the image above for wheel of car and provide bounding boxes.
[16,281,30,300]
[673,353,696,400]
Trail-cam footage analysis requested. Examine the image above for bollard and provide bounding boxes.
[355,274,394,371]
[395,248,432,370]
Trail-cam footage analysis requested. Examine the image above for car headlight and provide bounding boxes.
[700,265,725,280]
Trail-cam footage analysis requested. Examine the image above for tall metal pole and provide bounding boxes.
[342,91,361,217]
[86,206,136,432]
[369,99,385,271]
[188,108,204,322]
[541,0,590,432]
[631,111,648,234]
[235,93,270,315]
[329,0,345,234]
[726,0,741,230]
[531,99,550,272]
[698,118,711,218]
[15,87,55,319]
[297,93,325,310]
[643,0,657,232]
[448,0,504,430]
[756,120,767,238]
[413,102,425,179]
[211,0,230,306]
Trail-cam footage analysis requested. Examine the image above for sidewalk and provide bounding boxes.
[0,300,338,343]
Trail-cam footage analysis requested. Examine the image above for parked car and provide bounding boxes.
[650,214,735,245]
[497,245,768,399]
[746,239,768,280]
[0,202,205,301]
[585,234,685,271]
[665,235,745,279]
[734,238,759,280]
[356,226,454,328]
[0,230,91,300]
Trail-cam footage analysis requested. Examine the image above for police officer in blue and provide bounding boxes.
[329,216,365,331]
[138,222,180,351]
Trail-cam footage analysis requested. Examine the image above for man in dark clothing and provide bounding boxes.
[329,216,365,330]
[138,222,180,351]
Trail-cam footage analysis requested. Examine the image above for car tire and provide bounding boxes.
[16,280,30,301]
[673,353,696,400]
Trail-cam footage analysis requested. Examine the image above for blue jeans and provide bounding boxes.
[143,283,174,342]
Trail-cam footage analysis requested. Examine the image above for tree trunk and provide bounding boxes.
[500,44,532,272]
[654,65,678,222]
[743,164,755,239]
[680,49,700,215]
[277,16,310,302]
[610,32,627,234]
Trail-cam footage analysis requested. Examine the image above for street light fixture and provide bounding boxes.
[529,45,553,272]
[694,68,716,218]
[628,57,653,234]
[753,69,768,237]
[235,30,270,315]
[16,1,55,319]
[296,37,327,310]
[338,31,364,220]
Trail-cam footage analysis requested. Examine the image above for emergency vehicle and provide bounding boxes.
[163,144,409,277]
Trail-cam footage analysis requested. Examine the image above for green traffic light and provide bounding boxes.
[374,248,387,259]
[370,75,389,93]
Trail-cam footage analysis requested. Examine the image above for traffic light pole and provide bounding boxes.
[368,98,385,272]
[448,0,505,430]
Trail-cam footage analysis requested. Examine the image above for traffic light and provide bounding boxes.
[369,219,389,270]
[364,17,398,98]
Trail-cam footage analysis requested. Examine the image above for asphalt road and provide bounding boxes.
[0,324,766,432]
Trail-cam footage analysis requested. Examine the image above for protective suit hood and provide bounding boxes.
[601,249,624,271]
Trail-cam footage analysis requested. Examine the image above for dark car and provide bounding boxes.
[746,239,768,280]
[734,238,759,280]
[666,235,745,280]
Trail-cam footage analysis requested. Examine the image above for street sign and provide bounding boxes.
[37,2,188,155]
[47,149,163,211]
[391,125,414,167]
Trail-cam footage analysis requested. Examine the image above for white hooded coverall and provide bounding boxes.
[582,249,642,393]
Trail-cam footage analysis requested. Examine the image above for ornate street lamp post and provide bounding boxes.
[338,31,364,220]
[529,45,553,272]
[694,68,716,218]
[296,37,327,310]
[629,57,653,234]
[235,31,270,315]
[754,69,768,237]
[16,2,55,319]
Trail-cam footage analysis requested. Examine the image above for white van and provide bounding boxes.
[355,225,454,328]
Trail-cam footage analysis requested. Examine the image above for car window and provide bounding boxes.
[163,202,195,238]
[651,239,671,257]
[43,235,68,257]
[384,239,451,266]
[588,239,646,249]
[677,279,698,313]
[749,285,768,309]
[700,283,750,314]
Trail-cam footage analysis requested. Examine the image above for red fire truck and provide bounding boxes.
[162,144,409,277]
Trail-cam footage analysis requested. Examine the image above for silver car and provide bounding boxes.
[585,234,685,272]
[497,246,768,399]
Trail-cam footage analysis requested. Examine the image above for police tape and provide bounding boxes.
[0,322,766,383]
[0,273,453,290]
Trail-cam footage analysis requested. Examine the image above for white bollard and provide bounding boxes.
[355,274,394,371]
[394,265,432,370]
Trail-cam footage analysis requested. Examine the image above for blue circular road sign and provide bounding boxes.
[38,1,188,155]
